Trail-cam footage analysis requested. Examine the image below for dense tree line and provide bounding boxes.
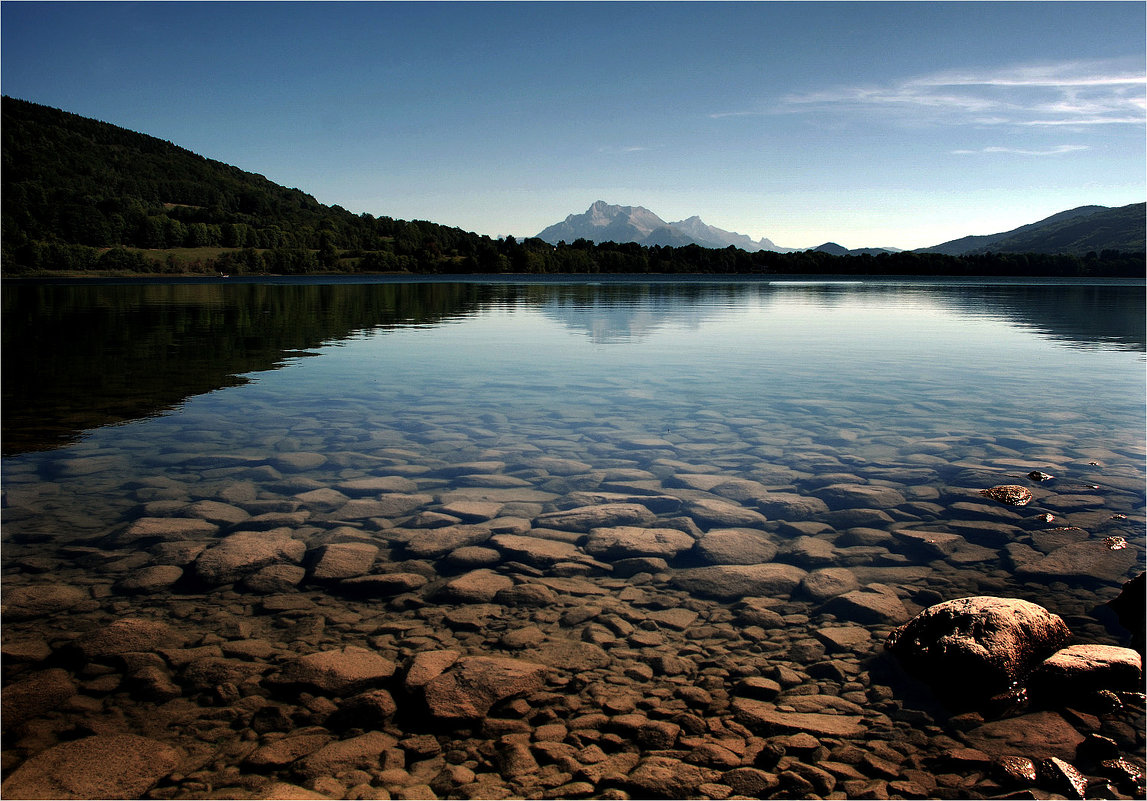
[3,96,1143,278]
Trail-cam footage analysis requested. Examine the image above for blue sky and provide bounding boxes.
[3,1,1144,249]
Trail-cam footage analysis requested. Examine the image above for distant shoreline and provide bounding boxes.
[5,271,1144,287]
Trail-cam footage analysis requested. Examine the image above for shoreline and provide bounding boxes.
[4,271,1146,287]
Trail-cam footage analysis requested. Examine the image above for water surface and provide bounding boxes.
[2,277,1143,798]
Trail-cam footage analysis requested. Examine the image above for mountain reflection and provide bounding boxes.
[2,278,1142,454]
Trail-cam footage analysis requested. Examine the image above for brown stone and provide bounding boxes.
[0,734,179,799]
[423,656,547,722]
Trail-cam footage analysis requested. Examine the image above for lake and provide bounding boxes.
[2,276,1144,799]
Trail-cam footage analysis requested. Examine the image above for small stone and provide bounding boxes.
[1037,757,1088,799]
[993,755,1038,787]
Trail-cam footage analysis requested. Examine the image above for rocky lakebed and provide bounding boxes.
[1,410,1144,800]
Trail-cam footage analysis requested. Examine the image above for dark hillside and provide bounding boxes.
[2,96,1141,278]
[919,203,1144,256]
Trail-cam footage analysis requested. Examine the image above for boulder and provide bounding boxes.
[308,542,379,580]
[434,569,513,603]
[584,526,695,561]
[117,516,218,544]
[292,730,397,780]
[963,710,1086,761]
[779,535,837,567]
[270,646,395,697]
[685,498,768,530]
[2,584,88,620]
[1016,540,1138,584]
[114,564,184,594]
[245,734,333,768]
[69,617,184,662]
[691,528,777,565]
[812,483,906,510]
[192,528,306,585]
[755,493,830,521]
[242,564,306,593]
[534,503,657,532]
[337,572,428,596]
[1029,644,1143,698]
[404,650,461,692]
[625,755,721,798]
[885,596,1071,698]
[1108,572,1145,652]
[489,533,585,566]
[798,567,860,601]
[399,525,492,559]
[732,698,865,737]
[181,499,250,525]
[423,656,547,722]
[2,668,76,726]
[824,585,910,625]
[0,734,179,799]
[671,564,807,601]
[336,476,420,495]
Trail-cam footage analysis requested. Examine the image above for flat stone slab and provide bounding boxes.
[962,710,1086,761]
[671,564,807,601]
[815,625,872,651]
[1,734,180,800]
[534,503,657,533]
[731,698,865,737]
[583,526,695,560]
[1015,540,1138,583]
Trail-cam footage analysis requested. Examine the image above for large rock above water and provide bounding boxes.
[423,656,547,721]
[1,734,180,799]
[1029,644,1143,697]
[671,564,807,600]
[885,596,1072,698]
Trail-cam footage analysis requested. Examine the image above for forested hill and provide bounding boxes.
[2,96,1142,278]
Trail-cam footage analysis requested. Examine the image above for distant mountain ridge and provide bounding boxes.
[918,203,1145,256]
[536,201,797,252]
[538,200,1144,257]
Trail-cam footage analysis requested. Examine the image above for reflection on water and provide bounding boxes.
[3,278,1144,454]
[1,277,1144,800]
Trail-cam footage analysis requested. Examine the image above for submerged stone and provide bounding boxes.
[1,734,179,800]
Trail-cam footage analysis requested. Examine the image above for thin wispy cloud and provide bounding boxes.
[951,145,1091,156]
[596,145,650,154]
[722,59,1145,129]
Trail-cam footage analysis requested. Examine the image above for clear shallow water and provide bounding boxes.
[2,277,1144,799]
